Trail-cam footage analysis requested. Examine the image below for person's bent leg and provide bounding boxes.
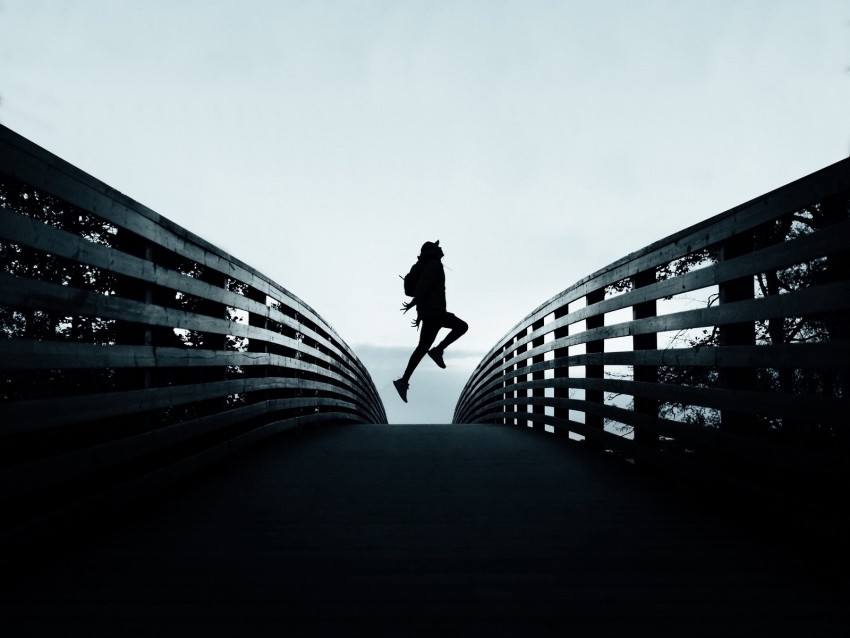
[433,313,468,352]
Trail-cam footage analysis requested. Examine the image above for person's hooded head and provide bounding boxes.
[419,240,443,260]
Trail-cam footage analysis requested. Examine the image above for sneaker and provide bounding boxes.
[428,348,446,369]
[393,378,409,403]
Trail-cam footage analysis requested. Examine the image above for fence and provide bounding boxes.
[0,125,385,543]
[454,158,850,503]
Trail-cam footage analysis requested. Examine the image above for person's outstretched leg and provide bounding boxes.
[402,320,440,380]
[395,320,441,402]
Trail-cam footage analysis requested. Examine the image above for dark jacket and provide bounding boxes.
[413,258,446,319]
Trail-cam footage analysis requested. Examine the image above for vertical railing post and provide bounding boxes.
[198,269,228,357]
[820,193,850,401]
[114,229,153,390]
[502,341,512,425]
[113,229,154,430]
[246,286,270,409]
[585,288,606,444]
[531,318,545,426]
[632,268,659,451]
[515,327,529,427]
[507,335,520,426]
[198,269,229,416]
[718,231,756,433]
[553,304,570,437]
[488,354,501,424]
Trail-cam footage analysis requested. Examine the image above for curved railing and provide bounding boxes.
[455,158,850,500]
[0,125,385,541]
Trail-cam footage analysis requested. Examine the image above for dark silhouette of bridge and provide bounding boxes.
[1,125,849,636]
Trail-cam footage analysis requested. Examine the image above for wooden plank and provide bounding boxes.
[581,401,844,473]
[0,341,299,370]
[476,396,843,474]
[589,279,850,341]
[465,374,844,427]
[0,410,362,545]
[491,342,850,390]
[1,397,364,500]
[0,272,365,379]
[0,351,384,426]
[464,340,850,406]
[0,377,362,434]
[0,331,375,414]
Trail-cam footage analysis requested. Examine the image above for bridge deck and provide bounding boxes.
[3,423,848,637]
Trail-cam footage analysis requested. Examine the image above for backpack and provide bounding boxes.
[401,260,424,296]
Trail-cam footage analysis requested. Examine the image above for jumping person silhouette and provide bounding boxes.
[393,240,468,403]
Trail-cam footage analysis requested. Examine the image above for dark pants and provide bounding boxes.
[402,312,468,381]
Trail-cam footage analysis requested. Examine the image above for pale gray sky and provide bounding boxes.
[1,0,848,423]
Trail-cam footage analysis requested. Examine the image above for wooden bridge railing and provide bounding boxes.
[0,125,386,542]
[454,158,850,503]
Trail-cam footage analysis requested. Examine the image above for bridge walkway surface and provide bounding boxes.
[2,423,848,637]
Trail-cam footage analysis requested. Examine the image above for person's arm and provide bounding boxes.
[400,297,420,328]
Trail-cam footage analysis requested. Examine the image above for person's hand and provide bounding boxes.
[410,317,421,329]
[401,301,413,314]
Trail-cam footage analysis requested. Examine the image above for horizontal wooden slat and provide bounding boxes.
[463,374,844,428]
[0,272,354,372]
[0,339,337,376]
[0,397,364,500]
[0,412,363,543]
[458,341,850,417]
[473,396,844,474]
[0,340,264,369]
[0,271,381,417]
[460,281,850,405]
[502,403,843,475]
[0,338,381,421]
[571,278,849,348]
[475,374,840,426]
[468,339,850,405]
[0,376,358,434]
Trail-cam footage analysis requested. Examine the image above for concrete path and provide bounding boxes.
[2,423,848,637]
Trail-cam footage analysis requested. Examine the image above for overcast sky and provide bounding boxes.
[1,0,848,423]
